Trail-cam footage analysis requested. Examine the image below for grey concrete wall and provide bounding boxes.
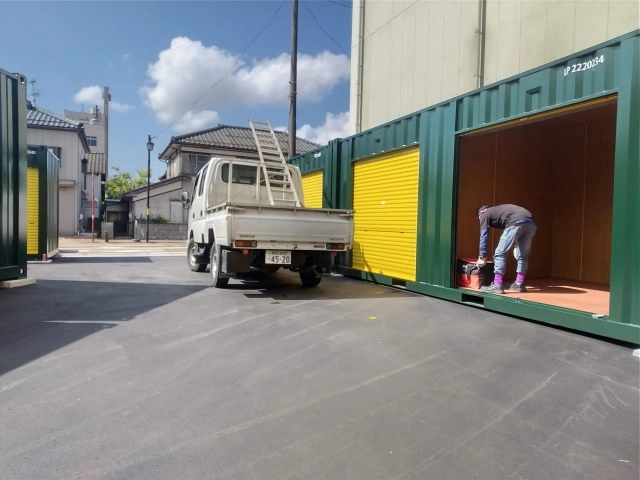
[134,222,187,241]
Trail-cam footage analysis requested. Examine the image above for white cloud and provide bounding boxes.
[173,109,220,133]
[111,101,134,113]
[140,36,350,132]
[73,85,134,113]
[297,111,350,145]
[73,85,103,106]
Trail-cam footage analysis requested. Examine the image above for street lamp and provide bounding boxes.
[146,135,154,243]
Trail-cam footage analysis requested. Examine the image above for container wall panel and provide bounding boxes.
[46,149,60,256]
[416,105,458,287]
[290,146,328,174]
[0,69,27,280]
[290,143,341,209]
[457,38,629,133]
[609,33,640,325]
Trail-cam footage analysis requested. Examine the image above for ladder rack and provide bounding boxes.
[249,119,301,207]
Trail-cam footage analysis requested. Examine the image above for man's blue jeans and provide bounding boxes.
[493,222,537,276]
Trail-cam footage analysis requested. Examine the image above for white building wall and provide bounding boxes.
[350,0,640,133]
[129,179,192,223]
[65,107,105,157]
[27,129,88,236]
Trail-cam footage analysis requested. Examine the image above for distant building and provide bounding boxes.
[158,124,319,179]
[26,101,92,236]
[65,106,105,166]
[121,124,319,237]
[65,86,110,178]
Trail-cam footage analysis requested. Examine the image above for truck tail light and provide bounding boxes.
[235,240,257,248]
[326,243,345,250]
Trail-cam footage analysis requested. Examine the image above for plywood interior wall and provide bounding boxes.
[456,100,616,285]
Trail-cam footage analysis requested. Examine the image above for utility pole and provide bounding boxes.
[288,0,298,159]
[102,87,111,180]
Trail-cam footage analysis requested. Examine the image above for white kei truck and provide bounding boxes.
[182,121,354,288]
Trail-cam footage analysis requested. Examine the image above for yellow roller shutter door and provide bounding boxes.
[352,147,419,281]
[27,167,39,255]
[301,170,323,208]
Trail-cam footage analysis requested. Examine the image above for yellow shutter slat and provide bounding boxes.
[27,167,39,254]
[352,147,419,281]
[302,170,323,208]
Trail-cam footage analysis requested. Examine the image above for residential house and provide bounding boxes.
[123,124,319,237]
[26,101,93,236]
[159,124,319,179]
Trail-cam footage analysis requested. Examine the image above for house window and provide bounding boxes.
[87,136,98,147]
[49,147,62,161]
[186,154,210,175]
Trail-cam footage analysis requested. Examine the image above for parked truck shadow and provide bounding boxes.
[231,270,417,301]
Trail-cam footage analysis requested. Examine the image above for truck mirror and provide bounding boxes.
[181,191,190,207]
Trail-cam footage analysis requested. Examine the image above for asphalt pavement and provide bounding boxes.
[0,240,638,479]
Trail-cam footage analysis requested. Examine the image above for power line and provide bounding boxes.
[152,0,288,139]
[328,0,352,8]
[301,0,349,56]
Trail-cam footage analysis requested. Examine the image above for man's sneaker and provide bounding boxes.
[480,283,504,294]
[509,282,527,293]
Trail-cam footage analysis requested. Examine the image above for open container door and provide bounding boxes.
[456,96,616,317]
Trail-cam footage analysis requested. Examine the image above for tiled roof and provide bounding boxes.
[158,124,320,160]
[27,104,83,130]
[123,174,192,197]
[26,102,90,152]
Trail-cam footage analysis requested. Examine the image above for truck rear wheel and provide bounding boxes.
[299,269,321,287]
[188,238,207,272]
[210,243,229,288]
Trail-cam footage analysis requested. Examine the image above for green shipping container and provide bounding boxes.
[292,31,639,344]
[0,69,27,281]
[27,145,60,261]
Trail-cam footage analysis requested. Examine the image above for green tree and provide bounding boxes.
[105,167,150,200]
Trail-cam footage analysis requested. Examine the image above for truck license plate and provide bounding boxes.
[265,250,291,265]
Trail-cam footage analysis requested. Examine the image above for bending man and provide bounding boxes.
[476,204,537,294]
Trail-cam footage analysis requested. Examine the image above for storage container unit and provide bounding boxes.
[26,145,60,261]
[292,32,639,344]
[289,140,342,209]
[290,139,352,268]
[0,69,27,281]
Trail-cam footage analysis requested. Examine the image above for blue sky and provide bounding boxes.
[1,0,352,178]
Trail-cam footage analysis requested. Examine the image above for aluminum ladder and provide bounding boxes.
[249,119,301,207]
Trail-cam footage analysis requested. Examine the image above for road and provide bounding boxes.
[56,236,185,257]
[1,243,638,479]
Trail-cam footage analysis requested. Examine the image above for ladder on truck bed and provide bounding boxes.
[249,119,301,207]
